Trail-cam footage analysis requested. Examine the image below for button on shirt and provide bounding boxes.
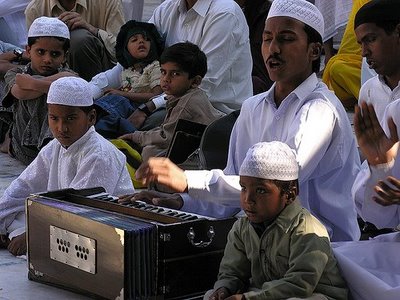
[184,74,361,242]
[149,0,253,113]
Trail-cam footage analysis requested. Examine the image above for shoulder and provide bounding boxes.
[84,131,126,164]
[143,60,160,72]
[25,0,45,10]
[296,208,330,239]
[208,0,242,15]
[359,75,380,97]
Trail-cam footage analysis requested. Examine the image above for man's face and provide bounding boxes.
[26,37,66,76]
[48,104,95,148]
[355,23,400,79]
[262,17,316,88]
[239,176,288,224]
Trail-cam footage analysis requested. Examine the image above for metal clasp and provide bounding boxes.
[187,226,215,248]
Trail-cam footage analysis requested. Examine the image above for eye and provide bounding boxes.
[171,71,180,77]
[67,116,75,121]
[51,51,62,58]
[160,69,166,75]
[37,49,45,55]
[256,187,267,194]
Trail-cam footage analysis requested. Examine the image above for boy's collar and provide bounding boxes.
[59,125,94,151]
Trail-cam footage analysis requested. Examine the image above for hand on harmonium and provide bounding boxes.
[118,190,184,210]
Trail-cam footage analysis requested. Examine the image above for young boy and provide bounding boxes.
[119,42,223,162]
[0,77,134,256]
[207,141,348,300]
[0,16,76,165]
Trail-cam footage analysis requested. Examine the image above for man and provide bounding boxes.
[25,0,125,81]
[130,0,253,129]
[131,0,361,242]
[352,0,400,230]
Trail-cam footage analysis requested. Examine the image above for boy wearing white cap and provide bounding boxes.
[0,77,134,256]
[134,0,361,242]
[206,142,348,300]
[0,16,76,165]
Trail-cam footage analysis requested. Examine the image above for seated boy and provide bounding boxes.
[120,42,223,162]
[206,142,348,300]
[0,77,134,256]
[0,16,76,165]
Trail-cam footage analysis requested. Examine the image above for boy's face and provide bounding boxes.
[48,104,96,148]
[26,37,67,76]
[262,17,317,88]
[355,23,400,79]
[239,176,288,224]
[127,33,151,61]
[160,62,200,97]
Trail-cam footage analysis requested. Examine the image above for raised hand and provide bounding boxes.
[373,176,400,206]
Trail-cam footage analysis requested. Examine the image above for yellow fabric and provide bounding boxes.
[322,0,370,105]
[110,139,145,189]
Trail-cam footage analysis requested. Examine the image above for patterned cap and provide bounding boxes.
[267,0,324,39]
[239,141,299,181]
[47,77,94,107]
[28,16,70,40]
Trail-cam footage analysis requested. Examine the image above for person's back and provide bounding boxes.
[149,0,252,113]
[207,142,348,299]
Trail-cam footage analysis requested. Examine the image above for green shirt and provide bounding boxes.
[214,199,348,300]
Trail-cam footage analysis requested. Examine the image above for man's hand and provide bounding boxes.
[135,158,188,193]
[127,109,147,129]
[373,176,400,206]
[58,12,98,36]
[208,287,232,300]
[119,190,183,210]
[354,102,399,165]
[7,232,26,256]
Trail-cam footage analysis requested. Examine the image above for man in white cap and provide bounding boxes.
[133,0,361,242]
[0,76,134,256]
[206,141,348,300]
[0,16,76,164]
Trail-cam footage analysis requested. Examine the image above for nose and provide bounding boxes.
[57,120,68,133]
[162,73,171,83]
[43,52,53,64]
[268,37,280,55]
[360,43,369,58]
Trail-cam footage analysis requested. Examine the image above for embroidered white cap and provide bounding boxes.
[47,77,94,107]
[239,141,299,181]
[28,16,70,40]
[266,0,324,39]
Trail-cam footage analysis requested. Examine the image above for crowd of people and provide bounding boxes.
[0,0,399,299]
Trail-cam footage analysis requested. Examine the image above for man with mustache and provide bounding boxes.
[132,0,361,242]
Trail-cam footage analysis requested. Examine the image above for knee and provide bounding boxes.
[69,28,103,55]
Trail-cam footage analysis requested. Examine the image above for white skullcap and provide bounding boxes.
[239,141,299,181]
[267,0,324,39]
[28,16,70,40]
[47,77,94,107]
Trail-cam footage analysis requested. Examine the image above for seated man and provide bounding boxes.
[0,77,134,256]
[130,0,361,242]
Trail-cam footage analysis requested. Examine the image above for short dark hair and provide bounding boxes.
[303,24,322,74]
[273,179,299,197]
[77,105,95,114]
[160,42,207,79]
[28,36,70,52]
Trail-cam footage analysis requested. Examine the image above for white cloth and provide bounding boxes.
[0,0,29,47]
[0,126,134,238]
[183,74,361,242]
[332,232,400,300]
[149,0,252,113]
[361,57,377,86]
[352,99,400,229]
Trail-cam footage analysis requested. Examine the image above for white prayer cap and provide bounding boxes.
[28,16,70,40]
[267,0,324,39]
[239,141,299,181]
[47,77,94,107]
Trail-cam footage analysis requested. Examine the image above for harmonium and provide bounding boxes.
[26,187,236,299]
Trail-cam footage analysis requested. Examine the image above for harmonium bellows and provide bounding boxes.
[26,187,236,300]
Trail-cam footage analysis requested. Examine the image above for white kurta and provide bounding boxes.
[352,99,400,229]
[184,74,361,242]
[0,126,134,239]
[149,0,252,113]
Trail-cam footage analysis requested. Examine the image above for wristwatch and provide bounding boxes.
[13,49,23,62]
[138,103,152,116]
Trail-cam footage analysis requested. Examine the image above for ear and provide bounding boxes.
[285,185,298,205]
[190,75,203,88]
[25,45,32,58]
[310,42,322,61]
[88,109,96,125]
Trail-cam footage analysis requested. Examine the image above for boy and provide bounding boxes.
[134,0,361,242]
[352,0,400,229]
[0,16,76,165]
[119,42,223,162]
[0,77,134,256]
[206,141,348,300]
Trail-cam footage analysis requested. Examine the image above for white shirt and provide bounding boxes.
[149,0,253,113]
[352,99,400,229]
[183,74,361,242]
[0,126,134,238]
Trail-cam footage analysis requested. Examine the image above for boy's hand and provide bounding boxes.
[209,287,232,300]
[7,232,26,256]
[119,132,140,144]
[15,73,34,90]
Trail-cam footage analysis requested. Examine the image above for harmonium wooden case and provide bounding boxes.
[26,187,236,299]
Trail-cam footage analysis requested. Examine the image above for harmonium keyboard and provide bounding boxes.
[26,187,236,300]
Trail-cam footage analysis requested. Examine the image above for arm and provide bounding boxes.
[11,71,77,100]
[106,85,163,104]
